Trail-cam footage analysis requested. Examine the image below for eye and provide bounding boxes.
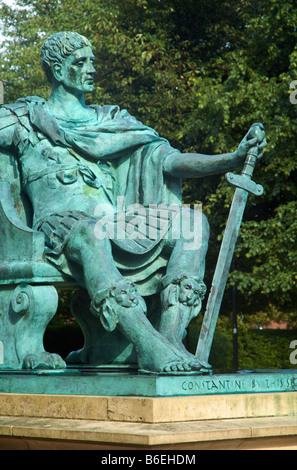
[74,58,86,67]
[185,284,192,290]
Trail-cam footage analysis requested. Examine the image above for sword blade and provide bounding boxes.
[195,124,265,366]
[195,186,248,363]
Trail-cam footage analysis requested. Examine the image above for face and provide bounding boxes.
[55,46,96,94]
[179,278,201,306]
[113,281,139,308]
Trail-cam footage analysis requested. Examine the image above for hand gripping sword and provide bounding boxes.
[195,123,266,366]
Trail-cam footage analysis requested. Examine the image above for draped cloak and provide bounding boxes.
[17,97,183,295]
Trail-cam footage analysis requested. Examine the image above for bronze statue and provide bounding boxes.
[0,32,266,374]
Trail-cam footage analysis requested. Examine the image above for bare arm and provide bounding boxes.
[163,150,243,178]
[163,124,267,179]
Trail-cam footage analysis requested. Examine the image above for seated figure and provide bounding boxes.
[0,32,266,374]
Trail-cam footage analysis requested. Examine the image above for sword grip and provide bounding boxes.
[241,124,265,180]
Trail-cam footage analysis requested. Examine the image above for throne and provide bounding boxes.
[0,148,136,369]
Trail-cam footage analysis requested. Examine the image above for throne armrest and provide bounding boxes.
[0,182,45,263]
[0,182,74,285]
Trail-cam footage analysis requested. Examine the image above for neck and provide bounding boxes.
[48,83,87,118]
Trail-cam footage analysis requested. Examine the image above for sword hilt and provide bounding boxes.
[241,123,265,179]
[225,123,265,195]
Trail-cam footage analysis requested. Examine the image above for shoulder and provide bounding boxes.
[0,104,18,127]
[0,99,28,125]
[0,97,43,150]
[0,104,21,148]
[1,96,44,116]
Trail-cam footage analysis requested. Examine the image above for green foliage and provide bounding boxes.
[237,329,297,371]
[189,317,297,372]
[1,0,297,322]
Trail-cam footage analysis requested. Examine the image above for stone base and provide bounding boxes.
[1,415,297,450]
[0,368,297,396]
[0,388,297,450]
[0,390,297,423]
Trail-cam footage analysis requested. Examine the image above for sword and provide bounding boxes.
[195,123,266,365]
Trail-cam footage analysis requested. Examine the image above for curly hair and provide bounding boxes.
[41,31,92,83]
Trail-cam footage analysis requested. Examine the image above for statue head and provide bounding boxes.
[41,31,93,85]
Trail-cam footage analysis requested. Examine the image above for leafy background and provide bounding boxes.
[1,0,297,368]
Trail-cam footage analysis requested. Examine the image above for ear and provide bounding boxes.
[99,299,119,332]
[51,63,63,83]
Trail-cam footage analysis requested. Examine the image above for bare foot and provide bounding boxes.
[91,279,204,375]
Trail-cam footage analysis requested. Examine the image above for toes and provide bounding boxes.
[163,362,192,373]
[164,364,174,373]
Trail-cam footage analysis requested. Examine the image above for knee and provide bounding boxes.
[179,207,209,244]
[70,220,97,248]
[66,220,112,260]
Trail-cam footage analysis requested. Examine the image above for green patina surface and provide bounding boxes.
[0,31,268,381]
[0,369,296,397]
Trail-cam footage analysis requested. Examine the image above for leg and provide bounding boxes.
[66,288,137,366]
[64,220,123,298]
[165,207,210,280]
[157,208,211,368]
[64,221,199,374]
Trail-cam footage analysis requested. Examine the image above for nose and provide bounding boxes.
[187,295,193,305]
[186,291,192,300]
[88,62,96,74]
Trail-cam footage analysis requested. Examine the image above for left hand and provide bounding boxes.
[235,122,267,161]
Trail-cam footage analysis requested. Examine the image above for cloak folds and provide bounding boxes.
[23,97,183,295]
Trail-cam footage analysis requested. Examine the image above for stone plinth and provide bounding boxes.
[0,369,296,450]
[0,368,297,396]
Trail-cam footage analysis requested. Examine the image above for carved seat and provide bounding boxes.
[0,149,136,369]
[0,182,73,286]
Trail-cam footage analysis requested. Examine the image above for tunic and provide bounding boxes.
[0,96,182,294]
